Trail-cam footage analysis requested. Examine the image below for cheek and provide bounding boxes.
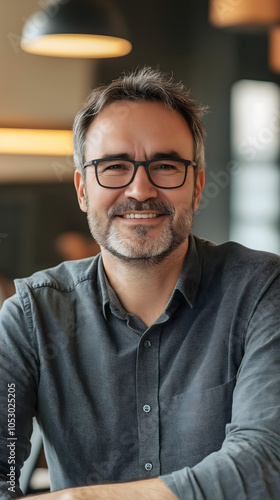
[167,189,194,214]
[175,201,192,218]
[86,181,122,212]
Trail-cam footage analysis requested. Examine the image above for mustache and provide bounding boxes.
[107,200,175,219]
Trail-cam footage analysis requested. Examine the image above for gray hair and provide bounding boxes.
[73,67,207,177]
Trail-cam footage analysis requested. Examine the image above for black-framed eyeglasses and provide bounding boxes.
[83,157,197,189]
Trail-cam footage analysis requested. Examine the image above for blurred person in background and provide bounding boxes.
[0,272,15,308]
[54,231,100,261]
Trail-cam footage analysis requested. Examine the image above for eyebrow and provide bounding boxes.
[99,153,131,160]
[99,150,183,160]
[151,150,182,160]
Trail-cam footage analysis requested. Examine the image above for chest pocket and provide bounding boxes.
[159,377,236,472]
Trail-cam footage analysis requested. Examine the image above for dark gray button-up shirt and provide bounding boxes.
[0,235,280,499]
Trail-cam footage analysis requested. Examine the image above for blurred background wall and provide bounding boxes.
[0,0,280,282]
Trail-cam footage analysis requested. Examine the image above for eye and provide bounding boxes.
[150,160,183,173]
[99,161,131,173]
[106,164,125,170]
[157,163,177,170]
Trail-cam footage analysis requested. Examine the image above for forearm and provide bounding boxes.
[25,478,177,500]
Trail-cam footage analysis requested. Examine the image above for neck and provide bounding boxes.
[101,240,189,327]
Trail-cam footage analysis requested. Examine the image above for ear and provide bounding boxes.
[74,169,87,213]
[193,169,205,211]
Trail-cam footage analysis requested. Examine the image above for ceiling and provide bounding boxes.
[0,0,94,182]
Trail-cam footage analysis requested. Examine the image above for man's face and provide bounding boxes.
[75,100,204,265]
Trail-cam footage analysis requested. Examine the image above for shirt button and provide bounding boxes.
[145,462,153,471]
[143,404,151,413]
[144,340,152,348]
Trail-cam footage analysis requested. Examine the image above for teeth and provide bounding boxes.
[123,213,159,219]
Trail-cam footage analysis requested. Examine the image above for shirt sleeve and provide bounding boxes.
[0,290,39,499]
[160,273,280,499]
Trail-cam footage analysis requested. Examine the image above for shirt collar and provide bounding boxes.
[97,256,115,320]
[173,233,202,308]
[97,233,202,320]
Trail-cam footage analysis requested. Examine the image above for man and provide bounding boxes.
[0,67,279,500]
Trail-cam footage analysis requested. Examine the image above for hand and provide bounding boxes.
[24,478,177,500]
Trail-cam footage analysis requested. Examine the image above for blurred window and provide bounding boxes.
[230,79,280,254]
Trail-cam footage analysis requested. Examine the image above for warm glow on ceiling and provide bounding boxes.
[269,26,280,73]
[209,0,280,29]
[0,129,73,155]
[21,34,132,58]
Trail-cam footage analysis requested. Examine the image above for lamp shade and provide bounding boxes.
[21,0,132,58]
[209,0,280,30]
[0,129,73,155]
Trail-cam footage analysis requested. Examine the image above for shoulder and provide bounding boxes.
[14,254,101,294]
[193,235,280,283]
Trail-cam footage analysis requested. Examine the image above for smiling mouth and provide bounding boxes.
[120,213,162,219]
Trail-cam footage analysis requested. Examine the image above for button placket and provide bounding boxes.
[136,328,161,476]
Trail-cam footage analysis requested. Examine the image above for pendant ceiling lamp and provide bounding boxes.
[21,0,132,58]
[209,0,280,30]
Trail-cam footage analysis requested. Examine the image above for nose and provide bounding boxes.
[124,165,158,201]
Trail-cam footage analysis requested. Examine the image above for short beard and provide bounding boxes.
[86,193,196,267]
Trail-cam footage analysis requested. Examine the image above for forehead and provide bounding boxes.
[84,100,193,158]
